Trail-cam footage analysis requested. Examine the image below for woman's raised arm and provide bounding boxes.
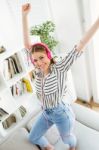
[76,17,99,51]
[22,3,31,50]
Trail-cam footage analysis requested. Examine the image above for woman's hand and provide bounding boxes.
[22,3,31,49]
[76,17,99,52]
[22,3,31,16]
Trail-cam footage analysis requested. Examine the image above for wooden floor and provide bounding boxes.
[76,99,99,112]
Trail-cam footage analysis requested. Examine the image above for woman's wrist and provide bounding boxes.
[22,13,28,18]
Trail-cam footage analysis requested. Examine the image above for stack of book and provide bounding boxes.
[2,106,27,129]
[19,105,27,118]
[0,108,9,122]
[2,114,16,129]
[3,53,22,80]
[10,78,33,98]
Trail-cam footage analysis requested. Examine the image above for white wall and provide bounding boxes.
[78,0,99,103]
[49,0,92,101]
[89,0,99,103]
[3,0,52,47]
[0,0,19,49]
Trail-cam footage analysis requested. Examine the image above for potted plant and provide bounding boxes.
[30,21,58,54]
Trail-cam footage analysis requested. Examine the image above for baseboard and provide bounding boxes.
[76,97,99,108]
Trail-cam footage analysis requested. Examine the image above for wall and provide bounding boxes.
[49,0,92,101]
[78,0,99,103]
[0,0,19,49]
[89,0,99,103]
[3,0,52,47]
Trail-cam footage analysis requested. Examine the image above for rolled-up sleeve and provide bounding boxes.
[55,45,83,72]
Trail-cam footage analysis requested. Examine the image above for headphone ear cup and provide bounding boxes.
[47,51,52,59]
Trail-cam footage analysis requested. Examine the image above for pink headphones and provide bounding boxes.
[30,42,52,64]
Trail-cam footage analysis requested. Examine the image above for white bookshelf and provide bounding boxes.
[0,40,40,140]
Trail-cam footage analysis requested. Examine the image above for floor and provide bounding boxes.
[76,99,99,112]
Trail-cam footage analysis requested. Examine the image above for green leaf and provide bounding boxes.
[30,20,59,52]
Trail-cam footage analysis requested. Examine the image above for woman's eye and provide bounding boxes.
[40,56,44,59]
[34,59,37,62]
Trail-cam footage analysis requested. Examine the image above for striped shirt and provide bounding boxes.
[35,46,83,109]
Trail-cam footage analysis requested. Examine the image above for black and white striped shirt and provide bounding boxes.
[35,46,83,109]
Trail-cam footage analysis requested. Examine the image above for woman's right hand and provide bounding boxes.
[22,3,31,16]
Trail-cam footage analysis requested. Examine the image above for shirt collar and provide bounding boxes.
[35,64,55,78]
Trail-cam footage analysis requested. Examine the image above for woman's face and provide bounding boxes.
[32,51,51,73]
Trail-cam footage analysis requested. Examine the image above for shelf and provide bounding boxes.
[0,84,7,95]
[0,95,41,138]
[26,65,35,73]
[7,71,27,87]
[0,91,20,123]
[22,94,41,113]
[0,103,21,124]
[0,114,9,123]
[14,92,34,105]
[0,45,22,63]
[0,70,7,94]
[0,38,41,141]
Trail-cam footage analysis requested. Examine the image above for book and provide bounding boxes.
[0,108,9,116]
[19,105,27,117]
[3,59,11,80]
[8,58,15,78]
[2,114,16,129]
[0,108,9,121]
[11,53,22,73]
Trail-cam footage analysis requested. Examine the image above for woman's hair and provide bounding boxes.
[30,42,56,64]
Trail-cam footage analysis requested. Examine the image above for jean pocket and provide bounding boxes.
[54,106,66,116]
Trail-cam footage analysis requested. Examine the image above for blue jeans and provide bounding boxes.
[28,103,76,148]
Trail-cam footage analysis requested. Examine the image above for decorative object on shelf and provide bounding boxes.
[30,21,59,53]
[0,46,6,54]
[22,78,33,92]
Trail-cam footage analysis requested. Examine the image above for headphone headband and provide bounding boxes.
[30,42,52,64]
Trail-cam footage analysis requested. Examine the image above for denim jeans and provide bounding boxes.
[28,102,76,148]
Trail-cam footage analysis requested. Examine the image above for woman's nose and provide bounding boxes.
[37,60,42,67]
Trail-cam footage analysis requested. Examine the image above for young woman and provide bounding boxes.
[22,3,99,150]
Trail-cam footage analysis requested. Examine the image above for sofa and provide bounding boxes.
[0,102,99,150]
